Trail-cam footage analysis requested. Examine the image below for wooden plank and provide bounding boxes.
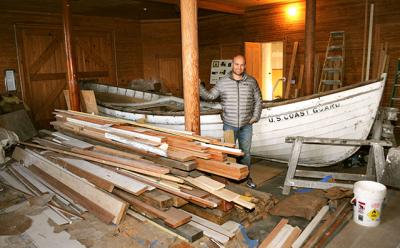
[148,156,197,171]
[30,72,65,81]
[11,164,55,194]
[20,142,181,183]
[166,138,207,152]
[33,138,162,174]
[302,202,348,248]
[292,205,329,248]
[183,210,235,238]
[105,133,167,157]
[57,157,148,195]
[139,189,173,210]
[52,122,159,157]
[200,142,243,156]
[284,41,299,99]
[196,176,225,191]
[29,165,115,224]
[127,210,203,243]
[182,203,233,225]
[115,125,166,143]
[169,146,211,159]
[69,147,168,174]
[189,221,230,245]
[0,170,32,195]
[231,197,256,210]
[119,169,217,208]
[167,148,196,162]
[13,147,128,224]
[64,117,164,147]
[184,176,255,210]
[282,226,301,248]
[268,224,294,248]
[8,166,41,195]
[113,188,191,228]
[92,145,144,160]
[51,132,94,149]
[162,191,189,208]
[195,159,248,180]
[259,219,289,248]
[80,90,99,114]
[295,64,304,98]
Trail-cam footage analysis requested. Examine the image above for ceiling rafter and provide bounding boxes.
[149,0,245,15]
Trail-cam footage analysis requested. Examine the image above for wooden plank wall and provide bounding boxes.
[0,11,143,95]
[140,15,244,90]
[198,15,244,88]
[140,20,183,96]
[197,0,400,106]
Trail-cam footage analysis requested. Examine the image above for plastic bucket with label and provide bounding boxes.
[352,180,387,227]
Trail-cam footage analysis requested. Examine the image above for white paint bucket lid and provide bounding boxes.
[354,180,387,199]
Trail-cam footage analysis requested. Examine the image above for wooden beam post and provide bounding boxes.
[180,0,200,134]
[62,0,80,111]
[304,0,316,96]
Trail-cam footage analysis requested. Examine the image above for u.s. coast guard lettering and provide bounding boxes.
[268,103,340,123]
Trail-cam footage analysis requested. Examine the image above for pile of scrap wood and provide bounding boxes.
[259,197,352,248]
[3,110,263,243]
[50,109,248,180]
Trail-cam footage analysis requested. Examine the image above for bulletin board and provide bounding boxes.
[209,59,233,85]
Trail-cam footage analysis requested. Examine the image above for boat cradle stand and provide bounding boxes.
[282,136,392,195]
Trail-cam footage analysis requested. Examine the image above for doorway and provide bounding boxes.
[245,41,284,100]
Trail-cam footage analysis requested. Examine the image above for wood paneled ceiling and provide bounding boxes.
[2,0,292,19]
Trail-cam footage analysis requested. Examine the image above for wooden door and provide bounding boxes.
[245,42,263,91]
[16,27,67,128]
[15,25,116,128]
[157,57,182,97]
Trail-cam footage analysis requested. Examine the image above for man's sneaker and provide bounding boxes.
[246,177,256,189]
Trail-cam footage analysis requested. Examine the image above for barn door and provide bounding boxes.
[157,57,182,97]
[16,27,67,128]
[245,42,263,91]
[15,25,116,128]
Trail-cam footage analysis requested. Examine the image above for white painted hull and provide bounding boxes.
[86,77,385,166]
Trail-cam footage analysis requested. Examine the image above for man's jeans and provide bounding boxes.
[223,123,253,168]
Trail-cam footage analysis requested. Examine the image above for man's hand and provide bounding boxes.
[249,118,257,124]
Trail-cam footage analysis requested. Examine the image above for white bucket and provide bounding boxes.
[352,180,387,227]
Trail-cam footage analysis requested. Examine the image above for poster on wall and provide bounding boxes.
[209,59,233,85]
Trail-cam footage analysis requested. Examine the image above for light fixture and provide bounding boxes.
[287,6,297,17]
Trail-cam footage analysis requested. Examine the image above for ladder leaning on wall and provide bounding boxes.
[318,31,345,92]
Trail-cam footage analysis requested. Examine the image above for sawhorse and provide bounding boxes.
[282,136,392,195]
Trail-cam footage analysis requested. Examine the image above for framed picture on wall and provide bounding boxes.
[209,59,232,84]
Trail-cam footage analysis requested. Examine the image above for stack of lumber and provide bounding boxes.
[51,110,248,180]
[6,110,259,244]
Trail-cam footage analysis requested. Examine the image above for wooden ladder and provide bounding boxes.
[389,58,400,107]
[318,31,345,92]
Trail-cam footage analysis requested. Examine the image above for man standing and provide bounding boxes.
[200,54,263,188]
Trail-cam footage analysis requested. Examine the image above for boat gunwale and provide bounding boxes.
[263,77,382,108]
